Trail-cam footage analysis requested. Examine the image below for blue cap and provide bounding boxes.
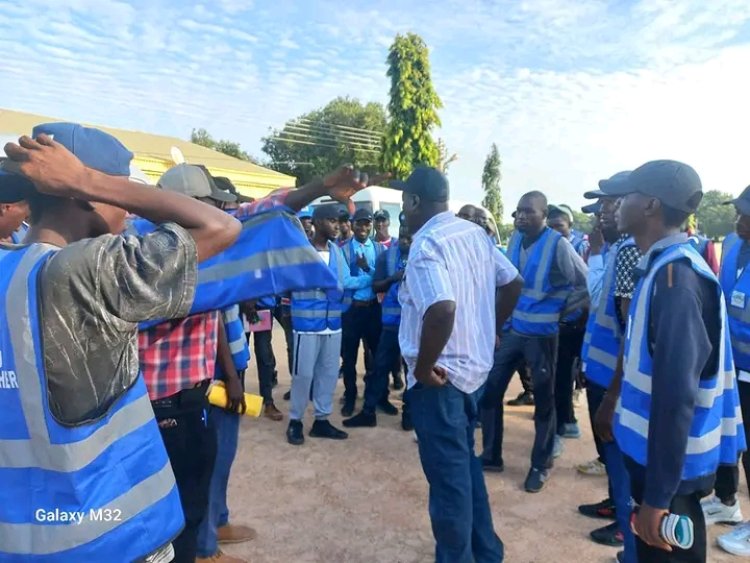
[312,204,340,221]
[32,123,133,176]
[603,161,702,213]
[584,171,633,199]
[581,202,602,214]
[297,206,312,219]
[724,186,750,216]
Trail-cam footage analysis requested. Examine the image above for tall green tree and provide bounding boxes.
[190,128,258,163]
[262,97,386,185]
[696,190,736,238]
[381,33,443,179]
[481,143,503,221]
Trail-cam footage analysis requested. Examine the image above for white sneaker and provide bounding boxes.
[702,496,743,525]
[576,458,607,477]
[718,521,750,556]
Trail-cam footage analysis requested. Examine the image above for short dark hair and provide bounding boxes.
[27,192,63,223]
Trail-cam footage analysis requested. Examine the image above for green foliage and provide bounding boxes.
[481,143,503,221]
[261,97,386,185]
[190,128,258,163]
[381,33,443,179]
[696,190,736,239]
[496,223,515,245]
[571,210,594,234]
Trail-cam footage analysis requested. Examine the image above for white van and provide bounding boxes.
[310,186,404,237]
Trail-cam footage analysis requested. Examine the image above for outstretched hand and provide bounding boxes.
[323,166,391,214]
[3,134,89,198]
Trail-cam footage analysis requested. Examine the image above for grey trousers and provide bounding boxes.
[289,331,343,421]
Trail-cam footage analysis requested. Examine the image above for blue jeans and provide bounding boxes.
[411,382,504,563]
[197,407,240,558]
[603,439,636,563]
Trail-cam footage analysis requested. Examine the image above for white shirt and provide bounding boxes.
[398,212,519,393]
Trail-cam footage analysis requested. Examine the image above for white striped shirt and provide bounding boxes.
[398,212,519,393]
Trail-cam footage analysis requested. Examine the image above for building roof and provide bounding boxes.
[0,108,295,198]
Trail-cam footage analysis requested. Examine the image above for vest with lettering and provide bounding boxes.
[340,238,385,309]
[580,243,610,371]
[720,233,750,371]
[291,241,347,332]
[614,243,745,480]
[584,238,636,388]
[382,244,405,328]
[507,227,572,336]
[0,245,184,562]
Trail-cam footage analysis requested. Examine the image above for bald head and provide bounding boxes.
[515,191,549,235]
[457,204,477,222]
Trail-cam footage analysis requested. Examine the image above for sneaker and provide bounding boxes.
[702,496,743,525]
[286,420,304,445]
[573,388,583,408]
[264,403,283,421]
[718,521,750,556]
[309,419,348,440]
[377,399,399,416]
[561,422,581,439]
[507,391,534,406]
[590,522,623,547]
[196,550,247,563]
[217,524,257,544]
[578,498,616,520]
[576,458,607,477]
[524,467,549,493]
[343,411,377,428]
[340,400,355,417]
[393,374,404,390]
[553,435,564,459]
[481,459,505,473]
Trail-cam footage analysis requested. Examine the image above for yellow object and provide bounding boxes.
[0,108,296,199]
[207,381,263,417]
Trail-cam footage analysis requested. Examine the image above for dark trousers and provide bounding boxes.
[713,379,750,502]
[479,332,558,470]
[154,394,217,563]
[412,383,504,563]
[555,325,584,432]
[341,302,382,401]
[586,381,609,474]
[631,487,707,563]
[273,305,294,373]
[516,360,533,394]
[251,327,276,405]
[363,327,400,412]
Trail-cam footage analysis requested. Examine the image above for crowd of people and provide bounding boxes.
[1,122,750,563]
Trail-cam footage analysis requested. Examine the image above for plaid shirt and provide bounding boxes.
[139,188,293,400]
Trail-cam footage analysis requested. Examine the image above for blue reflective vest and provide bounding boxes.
[584,238,636,388]
[128,208,340,330]
[291,241,347,332]
[614,243,746,480]
[720,233,750,371]
[340,237,385,307]
[580,243,611,371]
[221,305,251,373]
[382,245,405,327]
[506,228,572,336]
[0,245,184,562]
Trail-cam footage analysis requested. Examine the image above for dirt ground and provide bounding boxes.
[221,328,743,563]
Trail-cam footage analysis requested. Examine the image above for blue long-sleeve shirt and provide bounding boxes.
[346,237,377,300]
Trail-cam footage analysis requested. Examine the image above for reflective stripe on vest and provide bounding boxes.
[0,245,184,559]
[132,208,340,330]
[584,238,636,388]
[222,305,250,371]
[291,241,347,332]
[720,233,750,371]
[614,243,746,479]
[507,228,571,335]
[382,244,402,327]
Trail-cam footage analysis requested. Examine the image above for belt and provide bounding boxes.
[151,380,210,413]
[352,299,378,307]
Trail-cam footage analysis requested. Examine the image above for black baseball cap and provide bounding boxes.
[724,186,750,216]
[374,209,390,221]
[584,171,633,199]
[337,208,351,222]
[390,166,449,202]
[312,204,340,221]
[604,160,702,213]
[352,208,373,222]
[581,202,602,214]
[0,160,33,203]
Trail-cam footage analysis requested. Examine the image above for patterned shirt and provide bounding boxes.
[399,212,519,394]
[139,188,292,400]
[614,233,642,329]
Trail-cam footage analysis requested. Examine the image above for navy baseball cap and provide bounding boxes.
[337,208,351,222]
[352,208,373,222]
[604,160,702,213]
[584,171,633,199]
[390,166,449,203]
[374,209,390,221]
[581,202,602,214]
[0,160,33,203]
[724,186,750,216]
[312,204,340,221]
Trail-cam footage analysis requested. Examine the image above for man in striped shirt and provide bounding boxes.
[393,167,523,563]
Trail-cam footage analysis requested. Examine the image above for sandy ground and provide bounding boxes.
[220,327,744,563]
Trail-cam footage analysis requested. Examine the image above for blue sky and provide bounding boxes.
[2,0,750,221]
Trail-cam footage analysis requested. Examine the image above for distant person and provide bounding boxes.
[298,208,314,241]
[394,166,522,562]
[373,209,397,248]
[0,172,29,243]
[548,204,589,258]
[337,209,353,246]
[457,203,477,222]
